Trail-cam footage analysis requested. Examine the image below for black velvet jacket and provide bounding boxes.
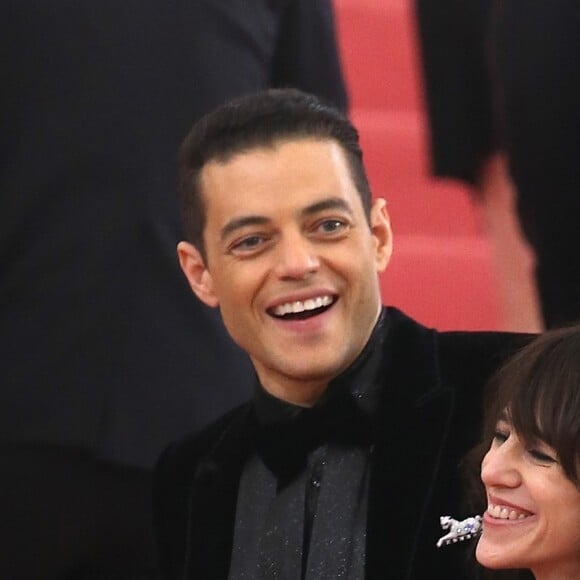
[153,308,527,579]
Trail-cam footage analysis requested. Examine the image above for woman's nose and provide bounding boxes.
[480,443,522,489]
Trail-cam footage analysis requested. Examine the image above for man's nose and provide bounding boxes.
[480,444,522,489]
[273,234,320,280]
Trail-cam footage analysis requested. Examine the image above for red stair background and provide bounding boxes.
[334,0,501,330]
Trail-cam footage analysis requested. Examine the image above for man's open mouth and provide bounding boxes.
[268,295,336,320]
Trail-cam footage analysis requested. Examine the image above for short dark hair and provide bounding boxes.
[464,326,580,514]
[178,88,372,258]
[462,326,580,580]
[483,325,580,485]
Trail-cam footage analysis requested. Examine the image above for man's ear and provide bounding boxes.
[177,241,219,307]
[370,198,393,272]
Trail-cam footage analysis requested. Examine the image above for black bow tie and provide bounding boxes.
[254,389,373,483]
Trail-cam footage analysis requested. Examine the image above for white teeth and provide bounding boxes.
[487,503,530,520]
[272,295,333,316]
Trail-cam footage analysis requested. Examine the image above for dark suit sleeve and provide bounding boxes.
[271,0,348,111]
[439,331,532,437]
[153,442,198,580]
[439,331,532,395]
[152,405,249,579]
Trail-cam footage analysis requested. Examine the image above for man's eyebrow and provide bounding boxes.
[219,198,353,241]
[301,197,354,217]
[220,215,270,241]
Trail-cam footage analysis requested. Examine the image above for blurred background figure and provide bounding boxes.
[492,0,580,330]
[414,0,542,334]
[0,1,346,578]
[332,0,537,333]
[415,0,580,331]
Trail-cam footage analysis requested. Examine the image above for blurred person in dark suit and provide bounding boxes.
[415,0,494,186]
[492,0,580,329]
[0,1,347,578]
[415,0,580,331]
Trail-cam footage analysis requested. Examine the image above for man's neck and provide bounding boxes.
[254,306,385,408]
[255,375,330,408]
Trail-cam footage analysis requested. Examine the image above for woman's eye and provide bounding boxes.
[492,417,512,447]
[492,430,509,445]
[528,447,558,465]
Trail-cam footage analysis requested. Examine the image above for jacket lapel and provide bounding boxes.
[184,406,256,579]
[366,311,454,579]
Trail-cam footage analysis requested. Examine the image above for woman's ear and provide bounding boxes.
[177,241,219,307]
[370,198,393,272]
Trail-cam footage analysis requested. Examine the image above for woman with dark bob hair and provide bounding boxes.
[463,325,580,580]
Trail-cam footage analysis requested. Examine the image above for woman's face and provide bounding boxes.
[477,415,580,579]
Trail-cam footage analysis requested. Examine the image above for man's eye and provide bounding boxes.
[231,235,265,252]
[317,219,346,233]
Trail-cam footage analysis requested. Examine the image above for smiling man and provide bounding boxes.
[182,136,390,407]
[153,89,529,580]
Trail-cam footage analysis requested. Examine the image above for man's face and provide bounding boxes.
[178,138,392,404]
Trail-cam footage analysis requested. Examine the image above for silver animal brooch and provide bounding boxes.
[436,515,482,548]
